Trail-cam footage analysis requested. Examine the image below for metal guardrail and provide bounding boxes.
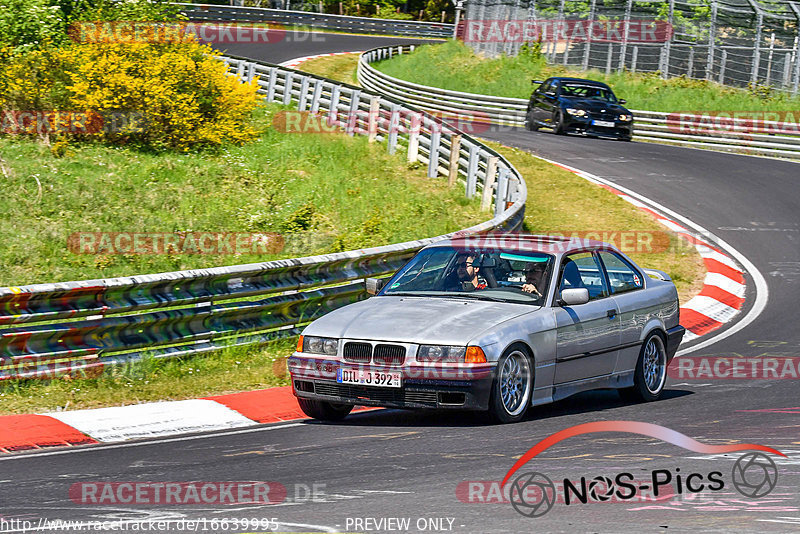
[173,3,454,37]
[0,54,526,380]
[358,44,800,161]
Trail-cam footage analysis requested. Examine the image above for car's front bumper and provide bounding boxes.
[288,355,495,410]
[564,115,633,139]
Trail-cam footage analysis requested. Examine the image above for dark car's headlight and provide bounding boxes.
[418,345,487,363]
[618,114,633,121]
[300,336,339,355]
[565,108,588,117]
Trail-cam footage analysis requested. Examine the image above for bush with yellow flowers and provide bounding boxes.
[0,39,261,150]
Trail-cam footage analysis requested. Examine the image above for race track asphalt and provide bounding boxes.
[2,36,798,534]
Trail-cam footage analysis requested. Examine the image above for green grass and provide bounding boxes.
[295,53,360,85]
[0,102,485,287]
[374,40,800,112]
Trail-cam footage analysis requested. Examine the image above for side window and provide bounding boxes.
[558,252,609,301]
[599,251,644,294]
[544,80,556,96]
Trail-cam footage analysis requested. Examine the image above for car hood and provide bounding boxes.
[301,295,536,346]
[562,98,629,114]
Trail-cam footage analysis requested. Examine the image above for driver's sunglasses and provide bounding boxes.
[457,261,473,268]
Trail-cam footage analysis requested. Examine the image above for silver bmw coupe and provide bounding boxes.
[289,234,685,423]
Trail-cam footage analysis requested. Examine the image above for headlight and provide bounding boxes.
[565,108,587,117]
[618,114,632,121]
[418,345,467,362]
[302,336,339,355]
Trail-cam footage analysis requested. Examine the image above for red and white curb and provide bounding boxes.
[279,51,361,69]
[0,387,318,453]
[540,158,753,345]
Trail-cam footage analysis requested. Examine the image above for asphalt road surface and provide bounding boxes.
[2,35,798,534]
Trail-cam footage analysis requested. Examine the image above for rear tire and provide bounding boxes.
[618,332,667,402]
[488,345,533,424]
[297,397,353,421]
[525,109,539,131]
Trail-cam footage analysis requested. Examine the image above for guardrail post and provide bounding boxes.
[310,80,324,114]
[346,89,361,136]
[481,156,499,211]
[283,72,294,105]
[407,113,420,162]
[719,49,727,84]
[267,67,278,102]
[466,145,479,198]
[329,85,341,124]
[368,96,380,142]
[448,134,461,186]
[494,168,509,217]
[236,60,245,80]
[298,76,310,111]
[245,62,255,83]
[631,46,638,72]
[427,130,441,178]
[387,104,401,154]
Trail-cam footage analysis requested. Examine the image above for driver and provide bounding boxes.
[454,253,486,290]
[521,261,547,296]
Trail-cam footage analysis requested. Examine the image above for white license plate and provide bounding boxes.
[592,120,616,127]
[337,367,402,388]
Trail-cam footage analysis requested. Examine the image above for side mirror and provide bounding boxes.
[618,99,627,105]
[365,277,386,296]
[559,288,589,306]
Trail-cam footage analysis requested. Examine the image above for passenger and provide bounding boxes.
[521,261,548,296]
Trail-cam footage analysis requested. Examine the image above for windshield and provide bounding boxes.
[381,246,554,305]
[560,83,617,103]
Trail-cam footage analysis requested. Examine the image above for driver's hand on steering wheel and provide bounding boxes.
[521,283,541,296]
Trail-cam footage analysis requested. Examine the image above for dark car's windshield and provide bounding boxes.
[561,82,617,103]
[381,246,554,305]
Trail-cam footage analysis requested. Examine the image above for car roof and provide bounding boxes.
[425,234,615,255]
[548,77,612,89]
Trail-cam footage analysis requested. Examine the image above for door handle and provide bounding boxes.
[606,309,617,319]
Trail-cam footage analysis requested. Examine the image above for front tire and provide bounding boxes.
[297,397,353,421]
[553,110,565,135]
[619,332,667,402]
[488,345,533,423]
